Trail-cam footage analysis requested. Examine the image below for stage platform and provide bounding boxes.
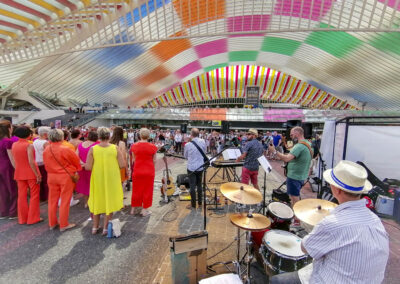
[0,154,398,283]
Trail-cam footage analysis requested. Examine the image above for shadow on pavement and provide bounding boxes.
[48,212,150,284]
[0,221,60,275]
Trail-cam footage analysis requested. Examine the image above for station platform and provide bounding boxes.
[0,154,398,283]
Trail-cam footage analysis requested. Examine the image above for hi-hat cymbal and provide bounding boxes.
[230,213,271,231]
[220,182,262,205]
[293,199,338,227]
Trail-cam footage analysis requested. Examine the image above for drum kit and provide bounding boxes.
[214,182,337,283]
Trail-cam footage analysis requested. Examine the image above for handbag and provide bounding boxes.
[49,145,80,183]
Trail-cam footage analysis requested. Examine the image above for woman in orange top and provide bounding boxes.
[11,126,42,225]
[43,129,81,232]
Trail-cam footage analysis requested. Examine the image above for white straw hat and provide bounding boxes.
[248,128,258,135]
[323,160,372,194]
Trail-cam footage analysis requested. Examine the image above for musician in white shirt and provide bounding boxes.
[270,160,389,284]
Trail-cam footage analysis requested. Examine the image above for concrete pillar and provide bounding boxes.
[1,97,6,110]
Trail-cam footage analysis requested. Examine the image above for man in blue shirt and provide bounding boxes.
[236,128,264,189]
[272,131,283,156]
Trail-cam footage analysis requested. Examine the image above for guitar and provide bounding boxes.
[165,153,186,159]
[161,155,175,202]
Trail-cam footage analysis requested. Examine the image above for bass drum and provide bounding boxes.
[260,230,312,276]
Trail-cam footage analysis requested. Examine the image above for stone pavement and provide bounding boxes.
[0,154,399,283]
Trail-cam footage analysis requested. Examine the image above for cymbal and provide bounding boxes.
[220,182,262,205]
[293,199,337,227]
[230,213,271,231]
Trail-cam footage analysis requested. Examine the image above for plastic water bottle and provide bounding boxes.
[107,222,113,238]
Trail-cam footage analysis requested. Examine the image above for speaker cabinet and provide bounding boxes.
[221,121,230,134]
[302,123,313,139]
[180,123,187,133]
[286,120,302,128]
[33,119,42,128]
[170,231,208,283]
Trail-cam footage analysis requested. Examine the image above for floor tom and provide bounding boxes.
[260,229,312,275]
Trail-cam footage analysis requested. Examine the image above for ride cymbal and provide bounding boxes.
[230,213,271,231]
[220,182,262,205]
[293,199,337,227]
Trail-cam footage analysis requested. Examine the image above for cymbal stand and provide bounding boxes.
[207,203,245,275]
[242,217,254,283]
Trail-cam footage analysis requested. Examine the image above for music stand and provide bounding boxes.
[257,156,272,215]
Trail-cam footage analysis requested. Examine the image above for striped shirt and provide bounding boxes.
[184,138,206,172]
[302,198,389,284]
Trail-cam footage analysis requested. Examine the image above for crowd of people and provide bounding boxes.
[0,118,391,282]
[0,120,160,235]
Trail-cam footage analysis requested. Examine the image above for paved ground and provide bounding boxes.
[0,154,399,283]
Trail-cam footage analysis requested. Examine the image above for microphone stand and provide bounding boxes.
[188,145,241,230]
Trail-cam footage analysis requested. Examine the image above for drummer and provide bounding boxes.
[269,160,389,284]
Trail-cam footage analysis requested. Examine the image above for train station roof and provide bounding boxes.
[0,0,399,110]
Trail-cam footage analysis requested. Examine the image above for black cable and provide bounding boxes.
[209,211,226,218]
[161,199,178,222]
[207,232,246,260]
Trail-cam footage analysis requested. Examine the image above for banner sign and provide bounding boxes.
[263,109,304,122]
[245,86,260,105]
[190,108,227,121]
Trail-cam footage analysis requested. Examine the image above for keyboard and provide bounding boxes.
[212,161,244,168]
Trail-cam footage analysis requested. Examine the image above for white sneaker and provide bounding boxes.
[70,199,80,207]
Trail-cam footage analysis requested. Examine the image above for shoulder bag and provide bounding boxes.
[191,140,209,164]
[50,145,80,183]
[283,141,313,177]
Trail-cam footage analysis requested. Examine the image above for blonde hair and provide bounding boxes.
[48,129,64,142]
[139,128,150,140]
[98,127,111,141]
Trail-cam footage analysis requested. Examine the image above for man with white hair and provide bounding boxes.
[33,126,51,201]
[270,160,389,284]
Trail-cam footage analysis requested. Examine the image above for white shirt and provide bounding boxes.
[174,133,182,143]
[302,198,389,284]
[127,132,134,143]
[184,138,206,171]
[33,139,47,166]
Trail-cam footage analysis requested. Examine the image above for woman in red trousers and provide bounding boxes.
[11,126,42,225]
[130,128,157,217]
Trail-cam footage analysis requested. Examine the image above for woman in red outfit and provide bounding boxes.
[11,126,42,225]
[130,128,157,217]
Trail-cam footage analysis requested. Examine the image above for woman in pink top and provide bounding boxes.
[75,131,98,207]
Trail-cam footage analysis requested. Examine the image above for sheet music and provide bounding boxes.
[258,156,272,173]
[222,148,241,160]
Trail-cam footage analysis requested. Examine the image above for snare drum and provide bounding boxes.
[267,202,294,231]
[260,230,312,275]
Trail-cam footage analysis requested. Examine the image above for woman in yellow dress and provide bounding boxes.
[85,127,124,235]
